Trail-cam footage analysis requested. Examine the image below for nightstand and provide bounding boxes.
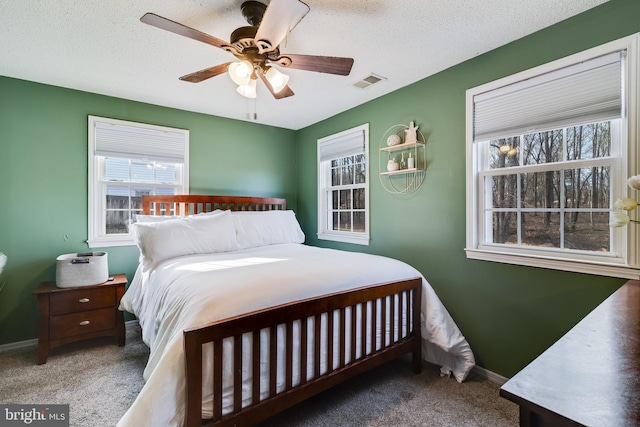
[33,274,127,364]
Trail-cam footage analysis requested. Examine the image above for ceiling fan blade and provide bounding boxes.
[273,54,354,76]
[257,69,295,99]
[254,0,310,54]
[140,13,236,53]
[179,63,232,83]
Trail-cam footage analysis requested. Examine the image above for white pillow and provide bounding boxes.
[130,211,222,239]
[135,214,181,223]
[232,210,305,249]
[135,209,221,223]
[133,210,238,269]
[127,214,182,242]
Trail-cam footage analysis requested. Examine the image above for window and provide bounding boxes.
[88,116,189,247]
[466,34,640,279]
[317,124,369,245]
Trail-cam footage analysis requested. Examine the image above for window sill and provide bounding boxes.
[465,247,640,280]
[87,237,136,248]
[317,232,369,246]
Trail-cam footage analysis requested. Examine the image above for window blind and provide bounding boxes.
[93,120,187,163]
[318,129,366,162]
[473,51,623,142]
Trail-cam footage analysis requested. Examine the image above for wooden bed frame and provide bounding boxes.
[141,195,423,427]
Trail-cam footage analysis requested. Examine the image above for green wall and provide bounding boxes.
[294,0,637,377]
[0,78,296,345]
[1,0,637,379]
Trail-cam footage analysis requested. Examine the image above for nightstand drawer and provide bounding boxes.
[49,286,115,315]
[50,307,116,340]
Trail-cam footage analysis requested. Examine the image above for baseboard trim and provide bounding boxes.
[0,338,38,352]
[472,365,509,385]
[0,320,141,353]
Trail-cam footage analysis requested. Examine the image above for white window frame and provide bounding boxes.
[87,116,189,248]
[317,123,370,245]
[466,34,640,279]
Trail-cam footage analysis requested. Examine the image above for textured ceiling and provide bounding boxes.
[0,0,607,130]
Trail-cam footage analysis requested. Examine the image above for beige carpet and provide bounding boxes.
[0,325,518,426]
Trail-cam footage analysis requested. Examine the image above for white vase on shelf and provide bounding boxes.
[387,159,399,172]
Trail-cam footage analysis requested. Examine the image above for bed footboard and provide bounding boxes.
[183,278,422,427]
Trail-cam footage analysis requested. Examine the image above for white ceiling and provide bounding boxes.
[1,0,607,130]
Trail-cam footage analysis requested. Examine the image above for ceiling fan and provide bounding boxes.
[141,0,354,100]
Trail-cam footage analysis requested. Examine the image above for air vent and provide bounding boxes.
[353,73,386,89]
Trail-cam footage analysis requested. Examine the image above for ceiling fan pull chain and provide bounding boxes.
[245,97,257,121]
[253,97,257,121]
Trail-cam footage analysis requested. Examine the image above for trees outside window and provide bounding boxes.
[485,122,612,252]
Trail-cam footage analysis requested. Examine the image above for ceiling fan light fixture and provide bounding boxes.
[237,78,257,98]
[229,60,253,85]
[264,67,289,93]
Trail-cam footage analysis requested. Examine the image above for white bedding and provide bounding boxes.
[117,243,475,427]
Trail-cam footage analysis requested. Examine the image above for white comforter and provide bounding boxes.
[117,243,475,427]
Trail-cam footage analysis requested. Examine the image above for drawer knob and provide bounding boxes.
[79,320,90,326]
[78,298,90,303]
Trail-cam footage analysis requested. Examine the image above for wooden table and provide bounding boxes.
[500,280,640,426]
[33,274,127,364]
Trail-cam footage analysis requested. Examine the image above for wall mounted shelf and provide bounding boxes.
[380,167,420,176]
[378,123,426,194]
[379,141,425,153]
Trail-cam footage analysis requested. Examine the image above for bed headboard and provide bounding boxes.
[141,195,287,216]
